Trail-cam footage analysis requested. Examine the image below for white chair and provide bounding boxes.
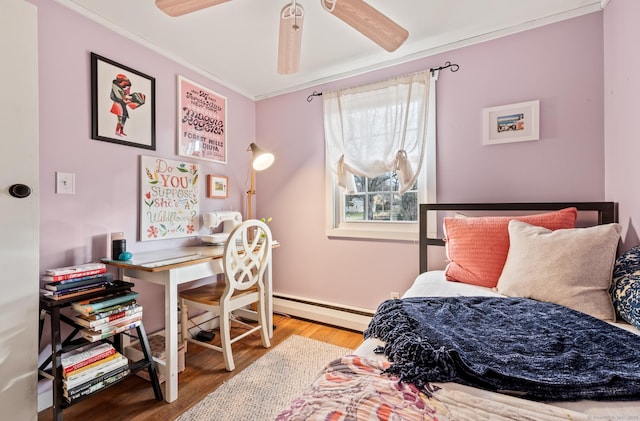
[179,219,272,371]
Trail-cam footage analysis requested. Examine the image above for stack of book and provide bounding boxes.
[70,291,142,342]
[40,262,112,300]
[61,342,130,403]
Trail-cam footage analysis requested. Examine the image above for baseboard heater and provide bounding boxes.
[273,294,374,332]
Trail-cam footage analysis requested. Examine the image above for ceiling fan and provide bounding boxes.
[154,0,409,75]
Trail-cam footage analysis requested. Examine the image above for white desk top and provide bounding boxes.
[102,246,223,271]
[102,242,279,272]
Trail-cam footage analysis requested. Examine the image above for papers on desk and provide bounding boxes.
[109,250,209,268]
[137,253,205,268]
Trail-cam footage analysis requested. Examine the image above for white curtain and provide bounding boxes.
[323,70,432,194]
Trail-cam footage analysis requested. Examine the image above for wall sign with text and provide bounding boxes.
[177,76,227,164]
[140,155,199,241]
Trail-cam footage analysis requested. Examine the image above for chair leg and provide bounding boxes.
[257,301,271,349]
[180,300,188,352]
[220,309,235,371]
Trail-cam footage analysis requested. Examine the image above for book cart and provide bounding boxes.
[39,280,163,421]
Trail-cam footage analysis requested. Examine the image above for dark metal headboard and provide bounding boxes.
[419,202,618,273]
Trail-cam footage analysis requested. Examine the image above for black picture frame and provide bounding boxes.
[91,52,156,150]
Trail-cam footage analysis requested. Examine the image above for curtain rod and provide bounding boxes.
[306,61,460,102]
[430,61,459,76]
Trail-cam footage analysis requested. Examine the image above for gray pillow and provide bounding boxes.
[496,220,621,320]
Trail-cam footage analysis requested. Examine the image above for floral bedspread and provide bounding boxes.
[275,355,588,421]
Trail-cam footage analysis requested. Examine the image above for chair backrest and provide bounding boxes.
[223,219,273,294]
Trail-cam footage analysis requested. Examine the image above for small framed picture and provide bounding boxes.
[483,100,540,145]
[207,175,228,198]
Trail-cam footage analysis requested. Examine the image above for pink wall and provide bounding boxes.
[33,0,256,333]
[32,0,611,324]
[257,12,606,310]
[604,0,640,251]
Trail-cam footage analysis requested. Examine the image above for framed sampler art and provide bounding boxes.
[207,175,228,198]
[140,155,199,241]
[91,52,156,150]
[483,100,540,145]
[177,75,227,164]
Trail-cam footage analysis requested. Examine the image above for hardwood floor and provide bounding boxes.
[38,314,364,421]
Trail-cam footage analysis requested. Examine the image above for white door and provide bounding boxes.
[0,1,40,419]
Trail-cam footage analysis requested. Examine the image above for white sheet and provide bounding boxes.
[355,270,640,419]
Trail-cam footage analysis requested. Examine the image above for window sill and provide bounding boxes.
[326,227,418,242]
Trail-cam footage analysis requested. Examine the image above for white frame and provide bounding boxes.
[140,155,200,241]
[324,131,435,242]
[483,100,540,145]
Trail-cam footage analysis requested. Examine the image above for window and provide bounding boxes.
[324,70,437,241]
[344,174,418,222]
[326,152,431,241]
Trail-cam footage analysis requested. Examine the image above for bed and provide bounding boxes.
[276,202,640,420]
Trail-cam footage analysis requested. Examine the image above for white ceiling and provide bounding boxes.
[57,0,603,100]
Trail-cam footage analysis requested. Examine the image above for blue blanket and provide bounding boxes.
[364,296,640,401]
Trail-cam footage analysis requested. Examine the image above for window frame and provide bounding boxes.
[326,135,435,242]
[324,70,438,241]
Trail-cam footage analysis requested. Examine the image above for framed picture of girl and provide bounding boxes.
[91,52,156,150]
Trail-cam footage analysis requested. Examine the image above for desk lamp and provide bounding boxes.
[247,142,274,220]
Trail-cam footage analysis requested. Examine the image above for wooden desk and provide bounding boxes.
[103,244,275,403]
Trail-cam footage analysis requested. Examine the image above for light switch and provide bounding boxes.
[56,172,75,194]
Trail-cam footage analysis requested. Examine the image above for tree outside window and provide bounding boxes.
[344,173,418,222]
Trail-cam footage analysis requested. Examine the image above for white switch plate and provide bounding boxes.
[56,172,75,194]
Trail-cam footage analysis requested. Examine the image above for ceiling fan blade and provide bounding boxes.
[321,0,408,52]
[155,0,232,17]
[278,2,305,74]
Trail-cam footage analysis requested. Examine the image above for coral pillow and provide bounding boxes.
[443,207,577,287]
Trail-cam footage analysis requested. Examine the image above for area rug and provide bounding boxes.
[175,335,354,421]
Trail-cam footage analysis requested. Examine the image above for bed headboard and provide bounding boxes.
[419,202,618,273]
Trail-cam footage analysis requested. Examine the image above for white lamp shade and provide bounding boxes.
[250,143,275,171]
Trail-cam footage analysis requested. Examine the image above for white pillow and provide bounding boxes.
[496,220,621,321]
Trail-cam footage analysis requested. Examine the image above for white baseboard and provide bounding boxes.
[273,294,374,332]
[37,387,52,413]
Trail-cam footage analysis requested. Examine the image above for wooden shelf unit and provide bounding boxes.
[39,280,163,421]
